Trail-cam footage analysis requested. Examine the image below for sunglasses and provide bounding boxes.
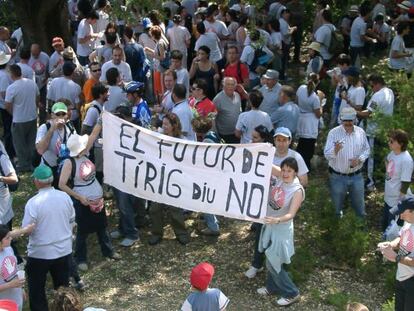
[91,68,101,72]
[55,112,67,117]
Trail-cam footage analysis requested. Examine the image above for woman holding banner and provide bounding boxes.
[148,113,190,245]
[256,157,304,307]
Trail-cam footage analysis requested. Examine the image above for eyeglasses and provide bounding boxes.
[55,112,67,117]
[91,68,101,72]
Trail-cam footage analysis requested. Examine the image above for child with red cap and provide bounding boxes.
[181,262,229,311]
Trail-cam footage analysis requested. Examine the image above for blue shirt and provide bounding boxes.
[271,101,300,136]
[181,288,229,311]
[132,100,151,128]
[124,42,148,82]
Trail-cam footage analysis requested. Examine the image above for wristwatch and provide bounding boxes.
[0,176,3,183]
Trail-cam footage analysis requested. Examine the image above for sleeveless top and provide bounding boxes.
[71,156,103,200]
[194,64,216,100]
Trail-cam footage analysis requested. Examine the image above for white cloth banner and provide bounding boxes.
[102,112,275,223]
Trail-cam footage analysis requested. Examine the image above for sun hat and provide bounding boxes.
[67,134,89,157]
[51,37,64,47]
[63,46,75,60]
[273,127,292,139]
[340,107,357,121]
[390,196,414,216]
[32,164,53,181]
[0,51,11,66]
[0,299,18,311]
[52,102,68,114]
[190,262,215,291]
[307,42,321,53]
[262,69,279,80]
[349,5,359,13]
[398,0,412,10]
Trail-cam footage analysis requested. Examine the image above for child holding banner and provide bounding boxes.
[256,157,304,307]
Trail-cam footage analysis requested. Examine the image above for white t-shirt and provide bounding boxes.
[0,69,11,109]
[338,85,365,123]
[389,35,409,70]
[203,20,229,38]
[167,25,191,54]
[350,16,366,48]
[0,153,14,225]
[17,63,35,81]
[36,122,74,167]
[77,19,95,57]
[273,149,309,177]
[29,52,49,89]
[49,51,63,74]
[366,87,394,136]
[270,32,282,49]
[175,68,190,97]
[279,18,291,44]
[100,61,132,83]
[235,109,273,143]
[47,77,81,120]
[384,151,413,207]
[106,85,126,112]
[194,33,222,63]
[95,45,113,64]
[314,23,334,60]
[5,78,39,123]
[244,29,272,48]
[22,187,75,259]
[0,247,23,310]
[296,85,321,139]
[240,45,274,80]
[172,100,196,141]
[396,223,414,281]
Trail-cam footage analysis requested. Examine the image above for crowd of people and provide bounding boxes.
[0,0,413,310]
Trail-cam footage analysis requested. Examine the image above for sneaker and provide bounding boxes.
[199,228,220,236]
[108,252,122,260]
[73,279,86,291]
[257,287,270,295]
[276,295,300,306]
[120,238,138,247]
[110,230,122,239]
[78,263,88,272]
[245,266,264,279]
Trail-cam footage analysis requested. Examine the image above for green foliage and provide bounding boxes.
[290,245,318,285]
[0,1,18,30]
[325,291,359,310]
[381,296,395,311]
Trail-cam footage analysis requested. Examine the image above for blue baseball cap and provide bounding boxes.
[390,197,414,216]
[273,127,292,139]
[343,66,360,77]
[142,18,152,29]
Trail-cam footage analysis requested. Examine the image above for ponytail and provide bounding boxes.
[306,73,319,96]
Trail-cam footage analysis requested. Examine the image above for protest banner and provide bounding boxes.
[102,112,275,223]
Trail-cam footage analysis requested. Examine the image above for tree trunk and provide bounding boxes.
[12,0,72,53]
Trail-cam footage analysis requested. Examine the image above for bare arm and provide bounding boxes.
[265,189,304,224]
[58,159,89,205]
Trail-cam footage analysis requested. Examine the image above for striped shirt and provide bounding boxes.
[324,125,370,174]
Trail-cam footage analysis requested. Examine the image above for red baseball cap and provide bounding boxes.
[51,37,64,47]
[190,262,215,291]
[0,299,18,311]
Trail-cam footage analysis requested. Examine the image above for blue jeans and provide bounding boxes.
[204,213,219,232]
[113,187,146,240]
[329,171,366,218]
[265,260,299,298]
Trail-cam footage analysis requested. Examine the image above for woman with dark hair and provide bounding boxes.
[235,14,249,52]
[225,9,239,45]
[148,113,190,245]
[189,78,217,117]
[389,21,413,76]
[189,46,220,98]
[252,125,273,144]
[256,157,304,307]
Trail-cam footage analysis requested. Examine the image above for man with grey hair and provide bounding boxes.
[22,164,75,311]
[324,107,370,218]
[213,77,241,143]
[258,69,282,116]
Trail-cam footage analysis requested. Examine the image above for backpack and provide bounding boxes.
[327,25,344,56]
[0,151,19,192]
[81,103,102,123]
[204,131,225,144]
[249,46,270,73]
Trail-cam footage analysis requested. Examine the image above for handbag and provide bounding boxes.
[384,216,401,241]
